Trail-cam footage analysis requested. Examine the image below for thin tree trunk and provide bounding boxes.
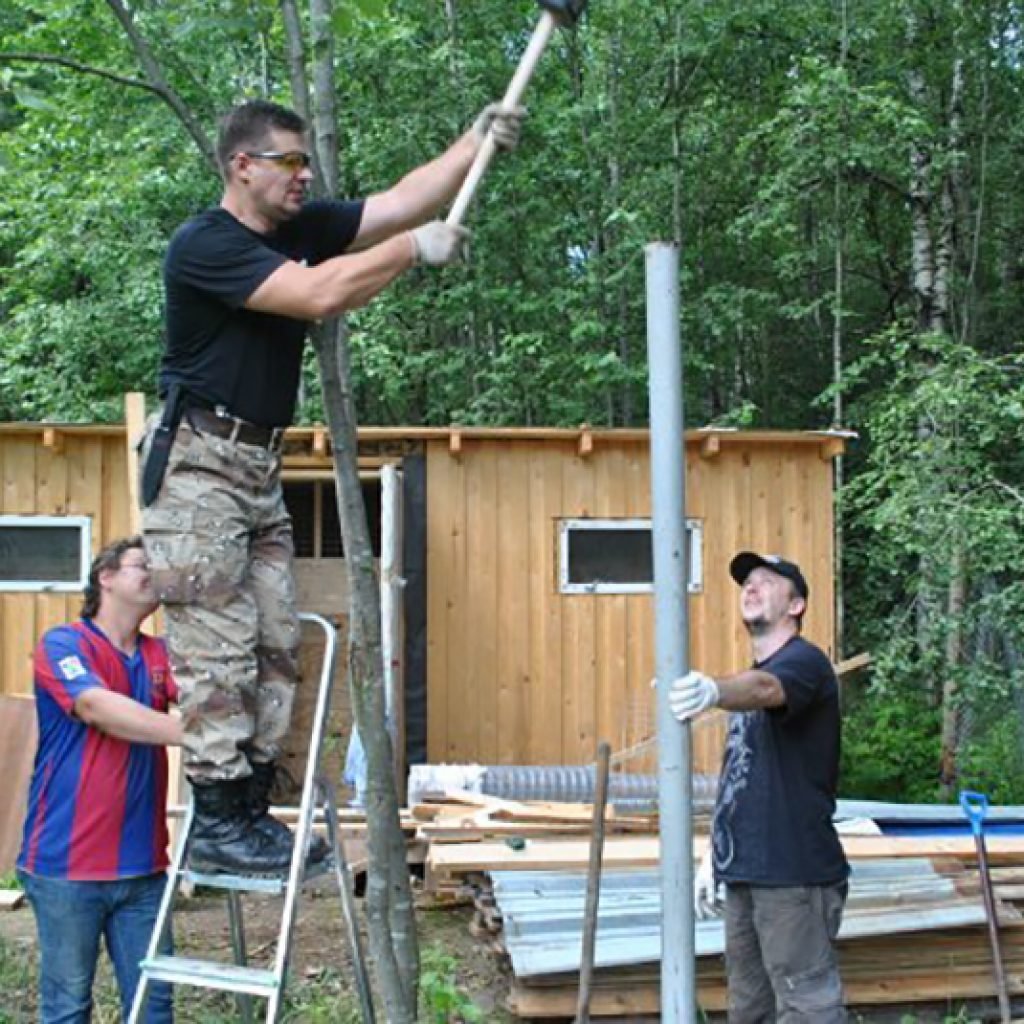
[607,22,629,426]
[282,0,419,1016]
[832,0,849,661]
[938,540,966,798]
[313,325,418,1022]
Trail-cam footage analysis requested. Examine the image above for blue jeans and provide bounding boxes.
[17,870,173,1024]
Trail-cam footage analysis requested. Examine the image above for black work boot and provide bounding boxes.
[249,762,330,865]
[188,778,294,877]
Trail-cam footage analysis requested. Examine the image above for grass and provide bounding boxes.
[1,930,997,1024]
[0,933,364,1024]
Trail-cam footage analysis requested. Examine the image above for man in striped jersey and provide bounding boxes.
[17,536,182,1024]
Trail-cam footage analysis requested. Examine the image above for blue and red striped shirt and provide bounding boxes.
[18,619,179,880]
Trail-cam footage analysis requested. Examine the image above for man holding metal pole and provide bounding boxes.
[669,551,849,1023]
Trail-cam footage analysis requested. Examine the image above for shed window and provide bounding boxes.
[0,515,92,592]
[559,518,703,594]
[283,480,381,558]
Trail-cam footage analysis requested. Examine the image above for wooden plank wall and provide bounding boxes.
[1,432,129,697]
[425,437,837,773]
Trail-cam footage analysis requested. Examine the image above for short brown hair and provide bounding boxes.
[216,100,307,179]
[81,536,145,619]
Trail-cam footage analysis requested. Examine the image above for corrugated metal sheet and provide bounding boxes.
[493,859,993,979]
[837,798,1024,824]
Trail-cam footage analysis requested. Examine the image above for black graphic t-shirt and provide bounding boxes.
[711,635,849,886]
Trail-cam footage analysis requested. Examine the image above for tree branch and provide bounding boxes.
[102,0,217,172]
[0,52,163,95]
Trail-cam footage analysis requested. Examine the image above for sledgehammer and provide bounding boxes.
[446,0,588,227]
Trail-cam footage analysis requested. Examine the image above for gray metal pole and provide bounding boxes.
[646,242,696,1023]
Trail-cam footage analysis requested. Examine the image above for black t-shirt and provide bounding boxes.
[711,635,849,886]
[160,199,364,427]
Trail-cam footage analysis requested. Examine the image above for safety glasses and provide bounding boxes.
[240,150,312,174]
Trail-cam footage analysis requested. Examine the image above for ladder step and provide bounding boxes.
[182,869,287,895]
[142,955,278,996]
[182,856,333,894]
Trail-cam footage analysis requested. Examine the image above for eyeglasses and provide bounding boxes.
[239,150,313,174]
[119,561,150,573]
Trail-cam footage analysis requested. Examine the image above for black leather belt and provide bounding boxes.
[186,406,286,452]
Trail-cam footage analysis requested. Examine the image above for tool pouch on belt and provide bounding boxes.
[141,384,185,508]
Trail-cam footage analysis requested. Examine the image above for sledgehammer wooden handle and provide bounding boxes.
[446,11,558,228]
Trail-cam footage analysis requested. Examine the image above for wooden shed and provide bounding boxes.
[0,402,845,776]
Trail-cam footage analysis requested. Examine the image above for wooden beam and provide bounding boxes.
[449,430,463,458]
[820,437,846,461]
[41,427,63,453]
[835,652,872,677]
[700,434,721,459]
[578,428,594,458]
[124,392,147,535]
[312,428,328,458]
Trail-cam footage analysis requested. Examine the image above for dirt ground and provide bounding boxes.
[0,873,518,1023]
[0,878,1008,1023]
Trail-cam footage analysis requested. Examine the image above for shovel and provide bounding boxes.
[960,790,1012,1023]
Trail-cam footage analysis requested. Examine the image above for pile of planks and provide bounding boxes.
[416,807,1024,1019]
[412,789,657,903]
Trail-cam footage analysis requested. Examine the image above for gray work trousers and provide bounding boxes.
[724,881,847,1023]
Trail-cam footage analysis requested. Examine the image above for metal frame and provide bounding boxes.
[557,517,703,594]
[0,514,92,592]
[128,612,375,1024]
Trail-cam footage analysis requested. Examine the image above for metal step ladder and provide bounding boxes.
[128,612,375,1023]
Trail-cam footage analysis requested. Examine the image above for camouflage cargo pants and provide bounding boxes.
[140,414,300,782]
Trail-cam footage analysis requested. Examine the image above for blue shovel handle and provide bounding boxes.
[959,790,989,837]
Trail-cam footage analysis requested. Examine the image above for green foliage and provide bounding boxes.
[840,671,940,802]
[3,0,1024,805]
[0,873,21,890]
[418,945,483,1024]
[280,967,362,1023]
[840,327,1024,796]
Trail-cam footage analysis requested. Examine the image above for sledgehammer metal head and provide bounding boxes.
[538,0,589,27]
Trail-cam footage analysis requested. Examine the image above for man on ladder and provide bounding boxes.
[139,97,524,875]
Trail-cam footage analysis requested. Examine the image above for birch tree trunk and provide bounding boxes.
[904,1,970,790]
[281,0,419,1016]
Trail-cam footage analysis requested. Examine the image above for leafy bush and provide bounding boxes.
[419,945,483,1024]
[840,681,940,803]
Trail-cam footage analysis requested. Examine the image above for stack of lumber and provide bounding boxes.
[419,823,1024,1019]
[497,859,1024,1017]
[413,789,656,899]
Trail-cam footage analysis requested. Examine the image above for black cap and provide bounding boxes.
[729,551,809,601]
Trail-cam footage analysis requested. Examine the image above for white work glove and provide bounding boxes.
[472,103,527,151]
[694,847,724,920]
[668,670,720,723]
[409,222,469,267]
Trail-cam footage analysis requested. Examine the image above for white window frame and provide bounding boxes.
[558,517,704,595]
[0,515,92,592]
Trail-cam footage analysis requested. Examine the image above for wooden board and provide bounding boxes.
[0,695,37,873]
[0,889,26,911]
[427,834,1024,882]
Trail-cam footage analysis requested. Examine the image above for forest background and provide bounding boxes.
[1,0,1023,804]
